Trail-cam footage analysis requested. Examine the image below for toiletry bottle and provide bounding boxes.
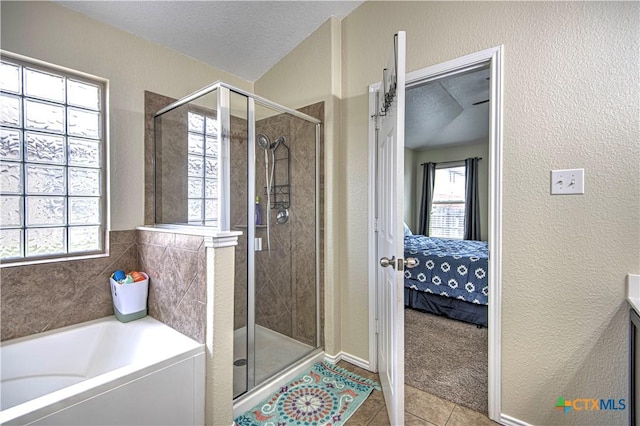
[255,196,262,225]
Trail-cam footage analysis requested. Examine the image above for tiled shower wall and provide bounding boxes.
[0,230,137,341]
[232,102,324,347]
[143,91,324,347]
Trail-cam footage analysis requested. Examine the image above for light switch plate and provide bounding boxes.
[551,169,584,195]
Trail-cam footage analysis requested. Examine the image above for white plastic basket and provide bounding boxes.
[110,272,149,322]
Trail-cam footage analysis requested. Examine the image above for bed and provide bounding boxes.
[404,235,489,327]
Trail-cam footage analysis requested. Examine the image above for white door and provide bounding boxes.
[375,31,406,426]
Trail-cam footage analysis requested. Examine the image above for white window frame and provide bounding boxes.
[0,52,109,266]
[429,162,466,239]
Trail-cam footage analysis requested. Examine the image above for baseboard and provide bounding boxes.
[499,413,531,426]
[324,351,374,372]
[323,351,341,364]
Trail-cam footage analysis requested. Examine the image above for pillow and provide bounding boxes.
[403,222,413,236]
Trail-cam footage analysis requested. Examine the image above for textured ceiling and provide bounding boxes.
[406,67,490,150]
[55,1,486,147]
[56,1,363,82]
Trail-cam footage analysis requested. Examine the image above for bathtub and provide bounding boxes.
[0,316,205,425]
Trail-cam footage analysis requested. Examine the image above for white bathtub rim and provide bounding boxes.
[0,316,204,425]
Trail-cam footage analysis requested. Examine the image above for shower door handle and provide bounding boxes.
[379,256,396,269]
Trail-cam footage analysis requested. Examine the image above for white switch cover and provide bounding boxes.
[550,169,584,195]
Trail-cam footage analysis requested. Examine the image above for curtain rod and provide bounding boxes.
[421,157,482,166]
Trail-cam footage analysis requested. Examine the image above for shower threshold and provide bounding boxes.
[233,325,313,398]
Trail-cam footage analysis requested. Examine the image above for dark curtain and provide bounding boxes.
[464,157,481,240]
[418,162,436,236]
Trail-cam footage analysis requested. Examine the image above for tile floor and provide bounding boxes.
[338,361,498,426]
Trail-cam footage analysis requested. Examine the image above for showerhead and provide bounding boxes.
[257,133,271,150]
[256,133,284,151]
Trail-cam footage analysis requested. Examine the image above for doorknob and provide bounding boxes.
[379,256,396,269]
[404,257,418,268]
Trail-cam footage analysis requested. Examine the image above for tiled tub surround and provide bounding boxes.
[137,230,206,343]
[1,229,206,344]
[0,230,138,342]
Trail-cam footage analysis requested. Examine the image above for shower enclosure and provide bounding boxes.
[153,82,321,399]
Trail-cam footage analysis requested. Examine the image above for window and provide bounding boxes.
[0,55,106,263]
[187,111,218,226]
[429,165,466,239]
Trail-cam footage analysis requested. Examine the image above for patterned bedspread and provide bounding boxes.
[404,235,489,305]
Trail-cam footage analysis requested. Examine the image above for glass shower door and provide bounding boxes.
[229,90,249,398]
[251,103,318,386]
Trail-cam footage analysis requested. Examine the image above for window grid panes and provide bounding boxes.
[187,111,218,226]
[0,57,105,262]
[429,165,466,239]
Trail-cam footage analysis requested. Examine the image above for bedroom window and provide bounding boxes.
[0,55,106,264]
[186,111,219,226]
[429,165,465,239]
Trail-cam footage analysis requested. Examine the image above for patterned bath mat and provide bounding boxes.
[234,361,381,426]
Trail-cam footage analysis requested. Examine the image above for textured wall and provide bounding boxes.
[1,230,137,341]
[337,2,639,425]
[403,148,416,232]
[0,1,251,231]
[205,244,236,426]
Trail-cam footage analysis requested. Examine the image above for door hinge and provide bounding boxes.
[375,319,380,334]
[372,92,381,130]
[374,218,379,232]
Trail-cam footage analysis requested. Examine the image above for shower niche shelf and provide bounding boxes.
[263,141,290,209]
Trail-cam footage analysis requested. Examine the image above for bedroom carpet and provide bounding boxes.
[404,307,488,414]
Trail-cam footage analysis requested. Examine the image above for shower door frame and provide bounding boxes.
[243,86,323,394]
[154,81,323,397]
[230,84,323,395]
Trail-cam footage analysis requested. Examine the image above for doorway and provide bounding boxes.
[368,46,503,421]
[404,64,490,414]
